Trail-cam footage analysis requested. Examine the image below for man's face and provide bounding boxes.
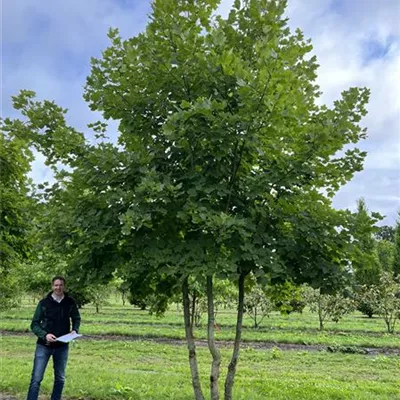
[52,279,65,296]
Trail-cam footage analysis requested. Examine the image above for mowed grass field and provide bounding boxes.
[2,301,400,348]
[1,299,400,399]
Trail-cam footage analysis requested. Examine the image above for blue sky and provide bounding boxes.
[2,0,400,225]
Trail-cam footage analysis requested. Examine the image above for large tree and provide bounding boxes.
[4,0,372,398]
[0,126,34,308]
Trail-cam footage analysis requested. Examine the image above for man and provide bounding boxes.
[27,276,81,400]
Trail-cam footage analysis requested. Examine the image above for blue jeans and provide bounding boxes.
[27,343,69,400]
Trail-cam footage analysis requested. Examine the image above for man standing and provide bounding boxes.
[27,276,81,400]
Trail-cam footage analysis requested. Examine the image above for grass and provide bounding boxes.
[2,299,400,399]
[3,301,393,333]
[1,334,400,400]
[2,302,399,349]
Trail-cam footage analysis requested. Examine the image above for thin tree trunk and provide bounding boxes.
[224,272,246,400]
[191,292,196,331]
[207,275,221,400]
[318,299,324,331]
[183,278,204,400]
[319,311,324,331]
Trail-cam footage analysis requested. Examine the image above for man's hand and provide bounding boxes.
[71,330,76,334]
[45,333,57,343]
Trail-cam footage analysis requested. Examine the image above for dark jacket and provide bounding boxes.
[31,292,81,347]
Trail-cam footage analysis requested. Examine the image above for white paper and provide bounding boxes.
[56,332,82,343]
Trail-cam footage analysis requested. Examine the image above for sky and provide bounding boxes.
[2,0,400,225]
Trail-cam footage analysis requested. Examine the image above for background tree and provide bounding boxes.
[185,278,238,328]
[350,202,393,318]
[21,261,58,301]
[0,128,34,309]
[374,225,395,242]
[115,279,130,306]
[266,280,306,315]
[89,284,111,313]
[351,198,382,287]
[370,272,400,333]
[304,286,355,331]
[355,285,377,319]
[243,280,273,328]
[376,239,395,273]
[392,214,400,277]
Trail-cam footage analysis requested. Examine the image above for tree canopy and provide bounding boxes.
[41,0,371,292]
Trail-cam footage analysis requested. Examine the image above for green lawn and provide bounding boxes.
[2,302,399,349]
[1,335,400,400]
[4,301,393,333]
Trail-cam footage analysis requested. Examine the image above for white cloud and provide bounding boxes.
[3,0,400,224]
[284,0,400,224]
[2,0,150,183]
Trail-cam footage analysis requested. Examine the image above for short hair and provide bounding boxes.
[52,276,66,284]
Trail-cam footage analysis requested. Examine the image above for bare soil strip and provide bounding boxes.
[1,329,399,355]
[0,395,16,400]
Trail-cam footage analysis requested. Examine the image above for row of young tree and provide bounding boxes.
[1,1,399,399]
[15,244,400,336]
[243,270,400,334]
[17,251,400,336]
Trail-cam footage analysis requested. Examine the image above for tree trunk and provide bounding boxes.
[385,312,395,334]
[183,278,204,400]
[319,313,324,331]
[318,300,324,331]
[224,272,246,400]
[207,275,221,400]
[191,292,197,331]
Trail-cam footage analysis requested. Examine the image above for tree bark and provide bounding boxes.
[318,299,324,331]
[190,291,196,332]
[183,278,205,400]
[224,272,246,400]
[207,275,221,400]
